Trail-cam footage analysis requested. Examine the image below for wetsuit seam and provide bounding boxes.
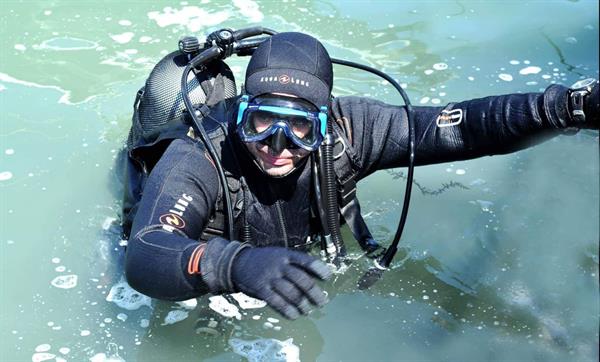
[135,225,193,252]
[147,143,199,226]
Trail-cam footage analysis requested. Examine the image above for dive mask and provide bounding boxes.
[236,95,328,152]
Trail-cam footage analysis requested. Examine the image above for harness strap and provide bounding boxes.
[331,124,376,251]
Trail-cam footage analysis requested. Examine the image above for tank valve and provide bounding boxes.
[178,36,200,55]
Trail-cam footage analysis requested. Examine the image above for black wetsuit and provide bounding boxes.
[125,84,579,300]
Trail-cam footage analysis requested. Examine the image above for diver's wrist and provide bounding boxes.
[568,78,597,125]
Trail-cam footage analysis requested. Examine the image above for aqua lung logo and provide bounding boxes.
[160,193,193,232]
[436,109,463,127]
[259,74,309,87]
[160,214,185,229]
[278,75,290,84]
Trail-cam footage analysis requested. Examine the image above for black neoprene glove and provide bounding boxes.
[201,238,332,319]
[584,80,599,128]
[231,246,332,319]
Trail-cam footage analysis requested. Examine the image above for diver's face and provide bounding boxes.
[246,141,310,177]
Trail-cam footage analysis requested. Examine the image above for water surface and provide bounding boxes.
[1,1,598,361]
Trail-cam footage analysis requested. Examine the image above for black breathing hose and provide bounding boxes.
[319,132,346,258]
[181,62,235,239]
[331,58,415,269]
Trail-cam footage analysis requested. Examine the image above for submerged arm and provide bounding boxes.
[125,138,221,300]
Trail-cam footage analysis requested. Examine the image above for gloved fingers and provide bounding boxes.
[264,290,301,320]
[285,265,328,307]
[272,278,312,315]
[288,253,332,281]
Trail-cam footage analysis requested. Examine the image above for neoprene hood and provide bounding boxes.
[245,32,333,109]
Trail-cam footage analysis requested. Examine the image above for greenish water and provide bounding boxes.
[1,1,598,361]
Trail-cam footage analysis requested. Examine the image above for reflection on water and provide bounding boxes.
[1,1,598,361]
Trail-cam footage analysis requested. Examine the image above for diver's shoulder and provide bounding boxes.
[332,95,397,110]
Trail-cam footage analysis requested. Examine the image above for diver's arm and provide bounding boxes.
[124,138,332,318]
[125,138,220,300]
[332,83,598,178]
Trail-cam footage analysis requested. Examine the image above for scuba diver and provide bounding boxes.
[122,30,599,320]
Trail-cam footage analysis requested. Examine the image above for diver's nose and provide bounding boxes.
[267,128,288,154]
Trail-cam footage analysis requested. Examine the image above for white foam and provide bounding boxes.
[0,171,13,181]
[455,169,466,175]
[473,199,494,212]
[147,6,230,32]
[139,36,152,43]
[14,44,26,51]
[229,338,300,362]
[0,72,95,105]
[509,60,520,65]
[174,299,196,310]
[432,63,448,71]
[105,280,152,310]
[102,217,117,230]
[111,32,134,44]
[419,97,430,104]
[424,69,434,75]
[55,266,66,272]
[230,292,267,309]
[35,344,51,352]
[233,0,264,22]
[59,347,70,355]
[89,352,125,362]
[565,37,577,44]
[36,37,98,51]
[116,313,128,322]
[162,310,189,325]
[208,295,241,319]
[32,353,55,362]
[80,330,90,336]
[498,73,513,82]
[51,257,60,264]
[118,19,132,26]
[519,66,541,75]
[51,275,77,289]
[140,319,150,328]
[468,76,475,81]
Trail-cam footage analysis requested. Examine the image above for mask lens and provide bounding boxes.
[245,110,315,146]
[246,110,275,135]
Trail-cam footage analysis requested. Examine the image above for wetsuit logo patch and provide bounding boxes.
[278,75,290,84]
[160,213,186,229]
[160,193,193,232]
[436,109,463,127]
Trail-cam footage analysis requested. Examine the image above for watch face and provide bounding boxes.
[571,78,597,89]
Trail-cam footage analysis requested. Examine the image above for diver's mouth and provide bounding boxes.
[258,147,292,166]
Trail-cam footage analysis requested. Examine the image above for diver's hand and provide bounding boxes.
[231,246,332,319]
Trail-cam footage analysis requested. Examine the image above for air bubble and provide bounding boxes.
[50,275,77,289]
[0,171,13,181]
[35,344,51,352]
